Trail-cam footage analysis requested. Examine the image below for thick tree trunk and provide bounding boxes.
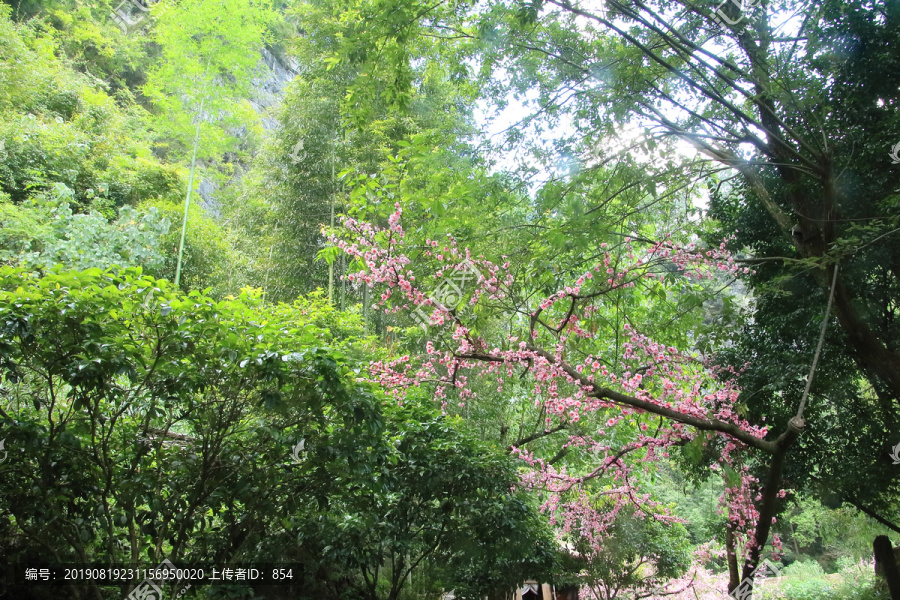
[725,525,740,593]
[874,535,900,600]
[739,23,900,405]
[831,281,900,399]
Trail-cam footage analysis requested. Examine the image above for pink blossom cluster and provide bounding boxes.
[330,205,782,583]
[513,439,684,550]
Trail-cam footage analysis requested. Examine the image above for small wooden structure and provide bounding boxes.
[519,581,549,600]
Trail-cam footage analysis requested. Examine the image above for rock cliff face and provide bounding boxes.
[251,47,301,130]
[198,46,298,210]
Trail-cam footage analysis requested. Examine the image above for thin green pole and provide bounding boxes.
[328,137,335,303]
[263,222,278,303]
[174,58,211,288]
[363,284,368,335]
[340,254,346,310]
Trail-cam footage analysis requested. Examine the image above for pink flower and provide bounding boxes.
[331,212,760,558]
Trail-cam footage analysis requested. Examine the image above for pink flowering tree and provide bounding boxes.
[330,201,806,596]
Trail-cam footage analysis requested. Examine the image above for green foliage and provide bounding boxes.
[648,464,727,546]
[832,561,890,600]
[755,559,889,600]
[290,0,475,127]
[312,0,900,546]
[781,578,835,600]
[0,266,548,600]
[0,266,379,595]
[0,4,181,211]
[142,0,272,166]
[140,0,275,291]
[6,0,900,597]
[236,75,346,300]
[700,0,900,519]
[774,495,898,571]
[2,0,158,95]
[139,196,246,296]
[308,401,556,600]
[571,506,692,600]
[782,559,827,579]
[0,182,170,270]
[230,0,485,302]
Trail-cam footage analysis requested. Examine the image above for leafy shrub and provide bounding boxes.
[782,578,835,600]
[0,183,170,270]
[0,267,551,600]
[571,504,692,600]
[782,559,827,578]
[833,559,889,600]
[139,196,248,296]
[754,557,887,600]
[836,556,861,573]
[783,495,897,566]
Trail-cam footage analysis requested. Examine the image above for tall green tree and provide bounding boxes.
[143,0,272,165]
[227,0,484,303]
[143,0,273,287]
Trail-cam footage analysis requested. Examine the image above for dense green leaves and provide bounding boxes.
[142,0,272,165]
[0,183,171,270]
[0,3,182,211]
[0,266,548,599]
[572,506,692,600]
